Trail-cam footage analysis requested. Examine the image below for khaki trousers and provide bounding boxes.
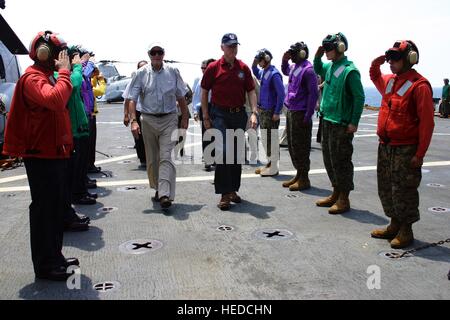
[141,113,178,200]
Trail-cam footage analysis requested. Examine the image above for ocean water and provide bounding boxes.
[364,87,442,107]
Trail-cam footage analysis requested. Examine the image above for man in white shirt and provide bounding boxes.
[129,43,189,209]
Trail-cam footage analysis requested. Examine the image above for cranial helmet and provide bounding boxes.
[29,30,67,62]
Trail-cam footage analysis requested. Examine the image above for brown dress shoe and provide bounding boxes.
[229,192,242,203]
[218,194,231,211]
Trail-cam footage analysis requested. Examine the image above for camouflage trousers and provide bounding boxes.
[286,110,312,179]
[377,144,421,224]
[321,120,354,192]
[259,109,280,159]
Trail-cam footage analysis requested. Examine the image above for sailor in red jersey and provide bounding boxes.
[369,40,434,249]
[3,31,78,280]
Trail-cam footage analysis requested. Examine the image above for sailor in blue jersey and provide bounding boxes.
[251,49,285,176]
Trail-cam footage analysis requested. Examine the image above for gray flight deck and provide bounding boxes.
[0,104,449,300]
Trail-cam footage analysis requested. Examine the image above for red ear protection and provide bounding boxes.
[29,31,67,61]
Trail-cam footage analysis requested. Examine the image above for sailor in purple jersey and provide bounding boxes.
[280,42,319,191]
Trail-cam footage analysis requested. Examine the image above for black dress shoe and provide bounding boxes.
[152,191,159,202]
[88,166,102,173]
[64,258,80,267]
[86,192,98,199]
[86,181,97,189]
[138,163,147,170]
[73,195,96,205]
[64,220,90,232]
[86,177,97,183]
[204,164,212,172]
[160,196,172,209]
[75,213,90,224]
[36,266,73,281]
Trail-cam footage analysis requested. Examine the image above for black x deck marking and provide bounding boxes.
[263,231,285,238]
[132,242,153,250]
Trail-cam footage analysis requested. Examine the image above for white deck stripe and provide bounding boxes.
[1,161,450,193]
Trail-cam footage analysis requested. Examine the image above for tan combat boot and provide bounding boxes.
[255,162,271,175]
[282,173,299,188]
[390,223,414,249]
[371,218,401,240]
[316,188,339,207]
[289,178,311,191]
[328,191,350,214]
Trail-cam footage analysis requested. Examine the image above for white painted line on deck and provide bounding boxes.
[2,161,450,193]
[0,174,28,184]
[360,113,379,118]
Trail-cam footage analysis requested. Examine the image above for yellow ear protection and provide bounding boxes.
[299,47,307,59]
[29,30,67,62]
[36,43,52,62]
[256,49,273,63]
[389,40,419,65]
[323,33,347,54]
[289,42,309,60]
[405,40,419,65]
[335,33,347,53]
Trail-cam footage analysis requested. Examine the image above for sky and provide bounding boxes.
[2,0,450,89]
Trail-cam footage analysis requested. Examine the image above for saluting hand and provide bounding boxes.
[373,55,386,66]
[315,46,325,58]
[55,50,71,71]
[72,53,81,65]
[282,51,291,62]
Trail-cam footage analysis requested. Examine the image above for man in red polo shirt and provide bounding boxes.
[201,33,258,210]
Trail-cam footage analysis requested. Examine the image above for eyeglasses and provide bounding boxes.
[149,50,164,56]
[323,43,335,52]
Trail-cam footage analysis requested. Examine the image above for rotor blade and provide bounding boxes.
[163,59,200,66]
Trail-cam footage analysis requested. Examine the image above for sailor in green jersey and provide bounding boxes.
[313,32,365,215]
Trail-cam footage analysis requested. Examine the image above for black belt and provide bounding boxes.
[145,113,173,117]
[214,105,244,113]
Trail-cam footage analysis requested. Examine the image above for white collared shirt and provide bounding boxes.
[129,64,187,114]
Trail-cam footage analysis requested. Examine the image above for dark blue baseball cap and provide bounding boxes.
[221,33,240,46]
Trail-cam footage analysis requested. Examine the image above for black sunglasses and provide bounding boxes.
[385,50,403,62]
[323,43,335,52]
[149,50,164,56]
